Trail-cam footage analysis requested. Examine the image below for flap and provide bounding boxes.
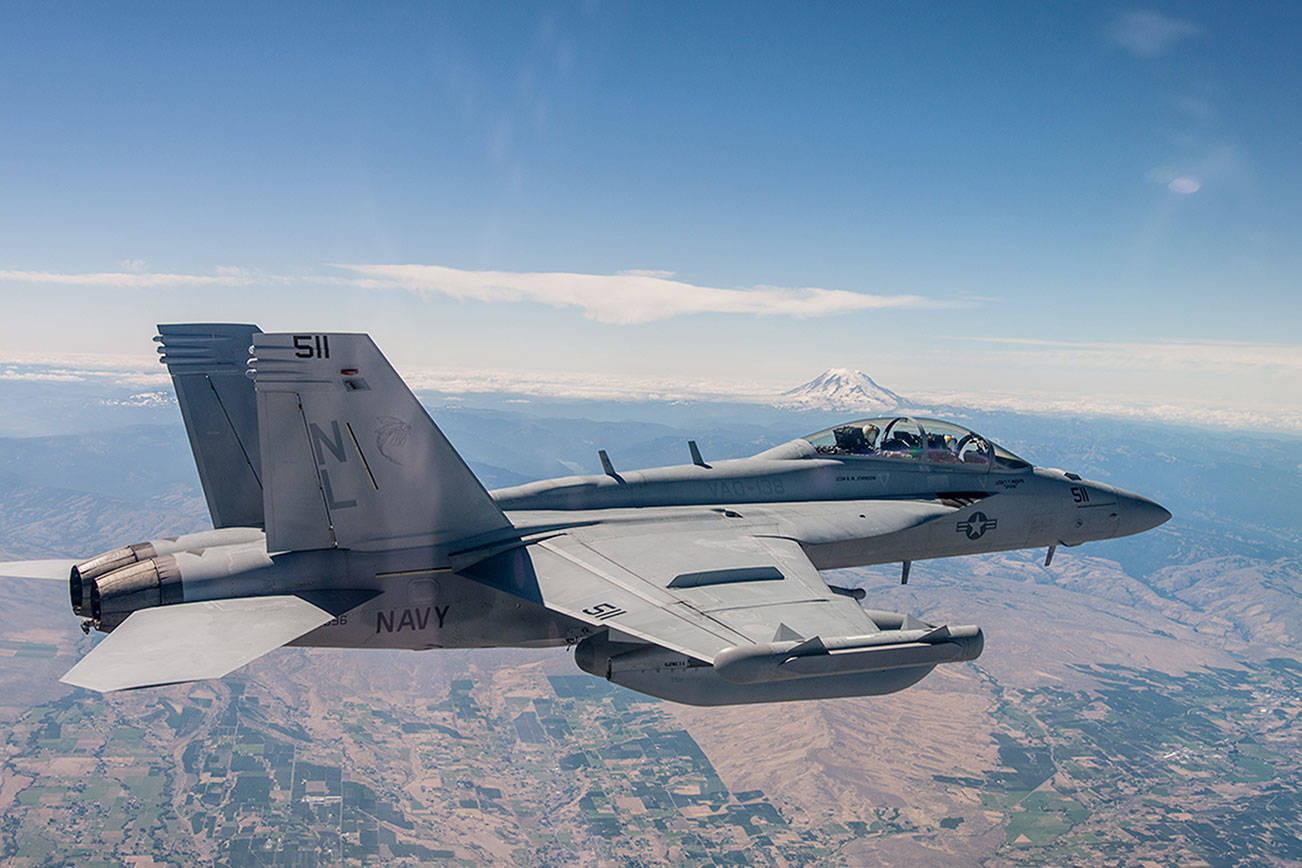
[155,323,265,529]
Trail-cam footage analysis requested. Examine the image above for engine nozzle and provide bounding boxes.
[69,542,157,616]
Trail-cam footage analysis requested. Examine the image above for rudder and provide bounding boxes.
[156,323,264,529]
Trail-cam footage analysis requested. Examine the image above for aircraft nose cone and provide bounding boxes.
[1120,493,1171,536]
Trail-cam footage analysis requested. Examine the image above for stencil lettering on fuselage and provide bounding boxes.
[705,478,785,499]
[376,605,450,633]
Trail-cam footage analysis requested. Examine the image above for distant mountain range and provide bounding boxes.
[774,368,906,412]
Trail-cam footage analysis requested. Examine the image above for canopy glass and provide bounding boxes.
[802,417,1030,470]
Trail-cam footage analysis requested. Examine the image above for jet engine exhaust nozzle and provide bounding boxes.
[69,542,157,617]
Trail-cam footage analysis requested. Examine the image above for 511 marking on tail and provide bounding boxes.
[294,335,330,359]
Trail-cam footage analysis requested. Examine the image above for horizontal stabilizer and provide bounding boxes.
[0,558,79,581]
[60,595,334,692]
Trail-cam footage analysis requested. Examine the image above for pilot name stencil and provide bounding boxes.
[957,511,998,540]
[376,605,450,633]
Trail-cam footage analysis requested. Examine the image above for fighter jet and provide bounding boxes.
[0,324,1170,704]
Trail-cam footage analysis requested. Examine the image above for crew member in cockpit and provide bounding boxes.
[927,433,959,462]
[861,424,879,452]
[832,424,878,454]
[831,426,856,453]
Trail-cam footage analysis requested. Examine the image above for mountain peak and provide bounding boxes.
[776,368,906,412]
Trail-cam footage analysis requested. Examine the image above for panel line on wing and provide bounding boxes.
[693,597,833,614]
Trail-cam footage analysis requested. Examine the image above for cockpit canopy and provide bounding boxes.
[802,417,1030,471]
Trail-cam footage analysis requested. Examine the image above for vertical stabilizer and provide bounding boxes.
[156,323,264,529]
[249,332,511,552]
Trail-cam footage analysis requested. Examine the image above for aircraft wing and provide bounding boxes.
[60,595,335,692]
[470,519,881,662]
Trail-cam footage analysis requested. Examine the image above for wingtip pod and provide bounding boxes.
[713,625,983,685]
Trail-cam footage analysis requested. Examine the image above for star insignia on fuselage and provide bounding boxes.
[956,511,997,540]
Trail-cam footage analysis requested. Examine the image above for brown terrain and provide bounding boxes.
[0,414,1299,865]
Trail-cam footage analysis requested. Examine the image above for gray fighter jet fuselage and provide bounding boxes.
[4,325,1170,705]
[493,439,1168,568]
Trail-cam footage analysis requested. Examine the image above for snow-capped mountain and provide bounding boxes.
[775,368,906,412]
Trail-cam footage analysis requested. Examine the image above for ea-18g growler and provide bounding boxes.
[0,324,1170,704]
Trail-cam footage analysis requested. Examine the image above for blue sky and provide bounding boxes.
[1,2,1299,425]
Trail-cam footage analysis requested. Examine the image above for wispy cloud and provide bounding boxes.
[0,352,168,388]
[0,368,89,384]
[0,268,288,288]
[0,263,959,324]
[1175,94,1215,121]
[335,263,952,324]
[1146,144,1251,197]
[1109,10,1201,58]
[0,366,167,389]
[954,336,1302,376]
[401,365,779,403]
[906,389,1302,433]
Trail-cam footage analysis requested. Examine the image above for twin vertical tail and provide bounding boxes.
[157,325,508,553]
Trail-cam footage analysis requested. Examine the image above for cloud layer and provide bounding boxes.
[958,337,1302,376]
[0,352,1297,432]
[336,263,948,324]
